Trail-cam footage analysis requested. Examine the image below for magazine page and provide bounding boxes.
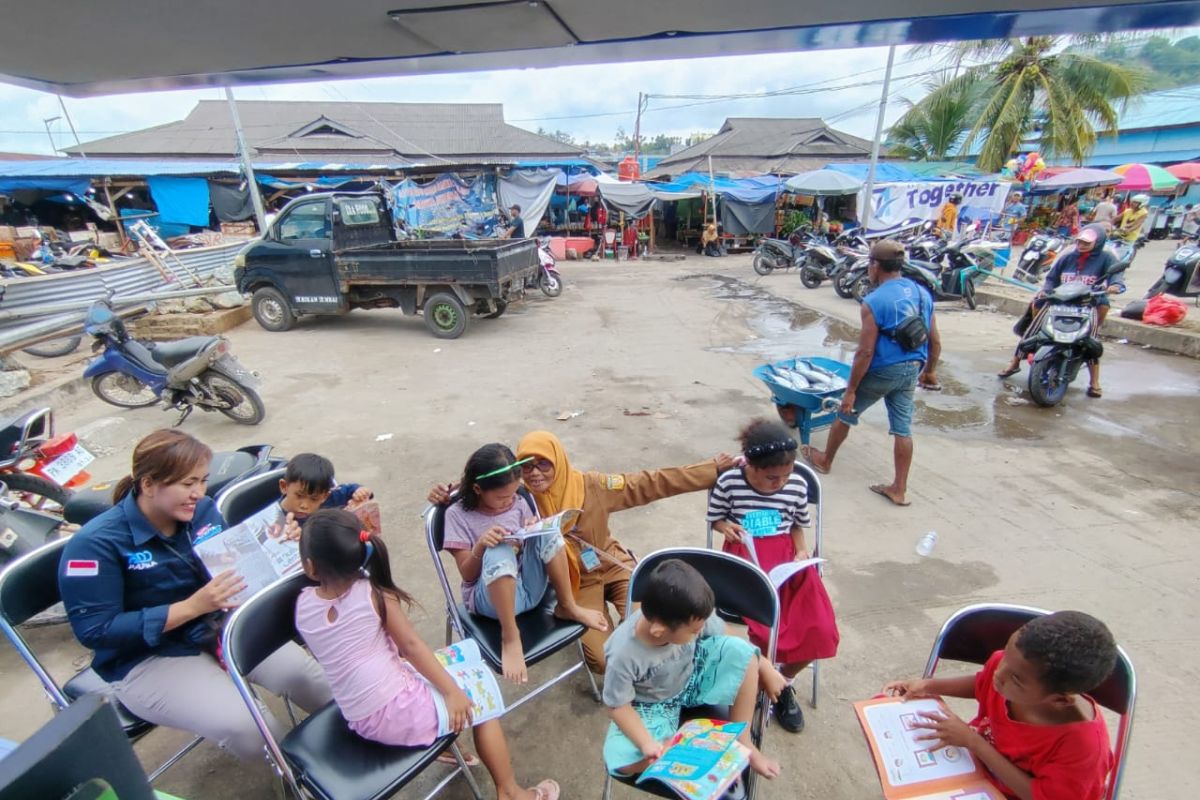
[504,508,580,541]
[854,697,1003,800]
[766,558,826,590]
[637,719,748,800]
[348,499,382,537]
[430,639,507,736]
[192,503,298,605]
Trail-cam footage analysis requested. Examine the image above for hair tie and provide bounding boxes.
[359,529,371,543]
[361,540,375,569]
[476,457,532,482]
[745,439,798,459]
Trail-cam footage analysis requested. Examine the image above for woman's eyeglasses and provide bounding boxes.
[520,459,554,474]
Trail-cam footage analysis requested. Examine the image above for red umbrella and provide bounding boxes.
[1167,162,1200,182]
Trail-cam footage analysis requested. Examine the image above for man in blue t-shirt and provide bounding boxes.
[801,240,940,507]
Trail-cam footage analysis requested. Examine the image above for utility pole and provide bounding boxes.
[861,45,896,234]
[57,95,86,158]
[42,117,60,155]
[224,87,268,232]
[633,92,645,166]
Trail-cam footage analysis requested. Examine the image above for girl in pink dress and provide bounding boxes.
[707,419,840,734]
[296,509,559,800]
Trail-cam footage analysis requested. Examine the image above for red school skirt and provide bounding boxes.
[722,534,840,664]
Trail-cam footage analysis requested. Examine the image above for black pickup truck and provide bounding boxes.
[232,192,538,338]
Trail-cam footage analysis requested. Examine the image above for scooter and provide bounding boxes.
[82,300,266,426]
[798,232,868,289]
[752,231,806,275]
[1017,268,1119,407]
[536,237,563,297]
[1145,240,1200,301]
[0,481,65,568]
[0,408,93,512]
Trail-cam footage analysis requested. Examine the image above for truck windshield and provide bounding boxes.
[337,198,381,226]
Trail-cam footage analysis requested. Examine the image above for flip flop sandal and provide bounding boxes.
[436,751,480,768]
[1086,387,1103,398]
[869,484,911,507]
[799,445,829,475]
[531,779,561,800]
[919,381,943,392]
[996,366,1021,379]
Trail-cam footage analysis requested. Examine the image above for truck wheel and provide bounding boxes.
[252,288,296,332]
[483,299,508,319]
[424,292,468,339]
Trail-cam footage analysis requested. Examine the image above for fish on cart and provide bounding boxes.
[770,360,847,393]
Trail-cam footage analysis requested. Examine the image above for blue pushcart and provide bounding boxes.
[753,356,852,445]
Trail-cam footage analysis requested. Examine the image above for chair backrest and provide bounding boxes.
[215,467,286,527]
[791,459,821,507]
[0,694,154,800]
[628,548,778,650]
[0,537,67,628]
[923,603,1136,800]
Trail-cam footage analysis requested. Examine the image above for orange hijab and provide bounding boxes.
[517,431,586,517]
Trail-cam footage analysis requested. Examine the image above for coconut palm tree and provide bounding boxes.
[903,37,1148,171]
[886,74,983,160]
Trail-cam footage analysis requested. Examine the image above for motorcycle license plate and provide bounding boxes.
[41,444,95,485]
[217,355,261,388]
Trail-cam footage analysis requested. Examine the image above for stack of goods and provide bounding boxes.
[766,360,847,393]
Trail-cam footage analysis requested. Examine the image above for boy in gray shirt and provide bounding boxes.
[601,559,785,779]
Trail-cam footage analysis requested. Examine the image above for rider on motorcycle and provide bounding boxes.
[935,192,964,237]
[997,224,1123,398]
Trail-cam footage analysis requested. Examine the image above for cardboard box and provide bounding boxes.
[0,225,16,243]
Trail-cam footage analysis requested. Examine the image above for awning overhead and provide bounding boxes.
[0,1,1193,96]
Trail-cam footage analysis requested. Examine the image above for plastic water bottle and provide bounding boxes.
[916,531,938,557]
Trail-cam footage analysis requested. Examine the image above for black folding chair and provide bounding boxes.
[222,571,484,800]
[705,460,825,708]
[0,538,203,782]
[602,547,779,800]
[215,467,286,526]
[922,603,1137,800]
[423,488,599,709]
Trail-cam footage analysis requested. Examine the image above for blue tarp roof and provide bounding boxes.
[821,163,927,182]
[648,172,782,203]
[0,158,242,178]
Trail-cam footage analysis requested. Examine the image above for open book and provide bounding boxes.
[428,639,506,736]
[854,697,1005,800]
[637,719,749,800]
[503,508,580,541]
[193,503,299,605]
[740,535,825,589]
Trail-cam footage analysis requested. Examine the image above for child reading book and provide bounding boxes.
[296,509,560,800]
[707,419,840,734]
[882,610,1118,800]
[443,444,608,684]
[601,558,785,781]
[279,453,373,521]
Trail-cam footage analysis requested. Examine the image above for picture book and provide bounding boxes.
[740,535,825,588]
[348,498,382,537]
[192,503,298,605]
[504,508,580,541]
[854,697,1006,800]
[637,719,749,800]
[428,639,507,736]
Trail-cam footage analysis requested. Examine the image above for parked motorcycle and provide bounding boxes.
[536,237,563,297]
[844,236,985,308]
[798,232,868,289]
[1017,264,1122,407]
[0,480,65,568]
[752,231,806,275]
[1014,230,1065,283]
[1145,240,1200,300]
[82,300,266,426]
[0,408,93,511]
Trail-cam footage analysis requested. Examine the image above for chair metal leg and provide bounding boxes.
[445,615,454,646]
[146,734,205,782]
[602,772,612,800]
[811,660,820,709]
[283,695,299,727]
[450,742,485,800]
[581,641,601,702]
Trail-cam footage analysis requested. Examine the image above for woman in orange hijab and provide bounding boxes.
[515,431,734,674]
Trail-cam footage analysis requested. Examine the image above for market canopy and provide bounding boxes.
[1166,162,1200,182]
[1113,163,1181,192]
[785,169,863,196]
[1032,168,1123,190]
[0,1,1189,96]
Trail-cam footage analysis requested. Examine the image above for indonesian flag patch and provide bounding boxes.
[64,559,99,577]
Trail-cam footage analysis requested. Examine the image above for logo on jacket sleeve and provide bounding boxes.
[64,559,99,577]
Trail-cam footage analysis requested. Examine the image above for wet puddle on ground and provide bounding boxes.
[681,273,1044,441]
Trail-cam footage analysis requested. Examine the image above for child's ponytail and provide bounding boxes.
[300,509,415,623]
[358,531,414,623]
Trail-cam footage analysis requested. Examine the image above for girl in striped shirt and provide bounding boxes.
[707,419,840,734]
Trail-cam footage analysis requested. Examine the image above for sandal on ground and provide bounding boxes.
[799,445,829,475]
[869,484,911,507]
[919,380,943,392]
[1086,386,1103,398]
[997,365,1021,379]
[435,751,480,767]
[531,779,561,800]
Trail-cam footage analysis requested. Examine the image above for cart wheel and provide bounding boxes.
[483,299,508,319]
[424,292,469,339]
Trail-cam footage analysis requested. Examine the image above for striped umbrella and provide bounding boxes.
[1166,162,1200,182]
[1112,163,1180,192]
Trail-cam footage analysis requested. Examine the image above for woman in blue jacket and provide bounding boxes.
[58,429,331,760]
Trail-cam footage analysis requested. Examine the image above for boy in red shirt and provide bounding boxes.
[883,611,1117,800]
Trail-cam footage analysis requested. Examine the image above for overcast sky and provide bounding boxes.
[0,44,930,156]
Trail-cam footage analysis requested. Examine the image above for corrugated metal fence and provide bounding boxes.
[0,241,247,351]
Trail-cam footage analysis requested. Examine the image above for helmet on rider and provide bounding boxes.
[949,192,964,204]
[1131,194,1150,207]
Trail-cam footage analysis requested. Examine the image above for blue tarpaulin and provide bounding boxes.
[820,163,927,182]
[388,173,499,234]
[257,174,360,190]
[146,176,211,228]
[0,177,91,196]
[647,173,781,203]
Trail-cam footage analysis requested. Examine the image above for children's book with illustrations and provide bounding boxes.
[636,719,749,800]
[348,498,382,537]
[503,508,580,541]
[428,639,507,736]
[192,503,298,605]
[854,697,1005,800]
[740,535,825,588]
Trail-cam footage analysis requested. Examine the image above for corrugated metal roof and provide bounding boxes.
[0,158,242,178]
[1116,85,1200,131]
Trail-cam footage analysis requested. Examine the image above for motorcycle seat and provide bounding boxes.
[148,336,217,368]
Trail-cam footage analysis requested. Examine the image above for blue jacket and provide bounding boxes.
[322,483,362,510]
[59,493,227,681]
